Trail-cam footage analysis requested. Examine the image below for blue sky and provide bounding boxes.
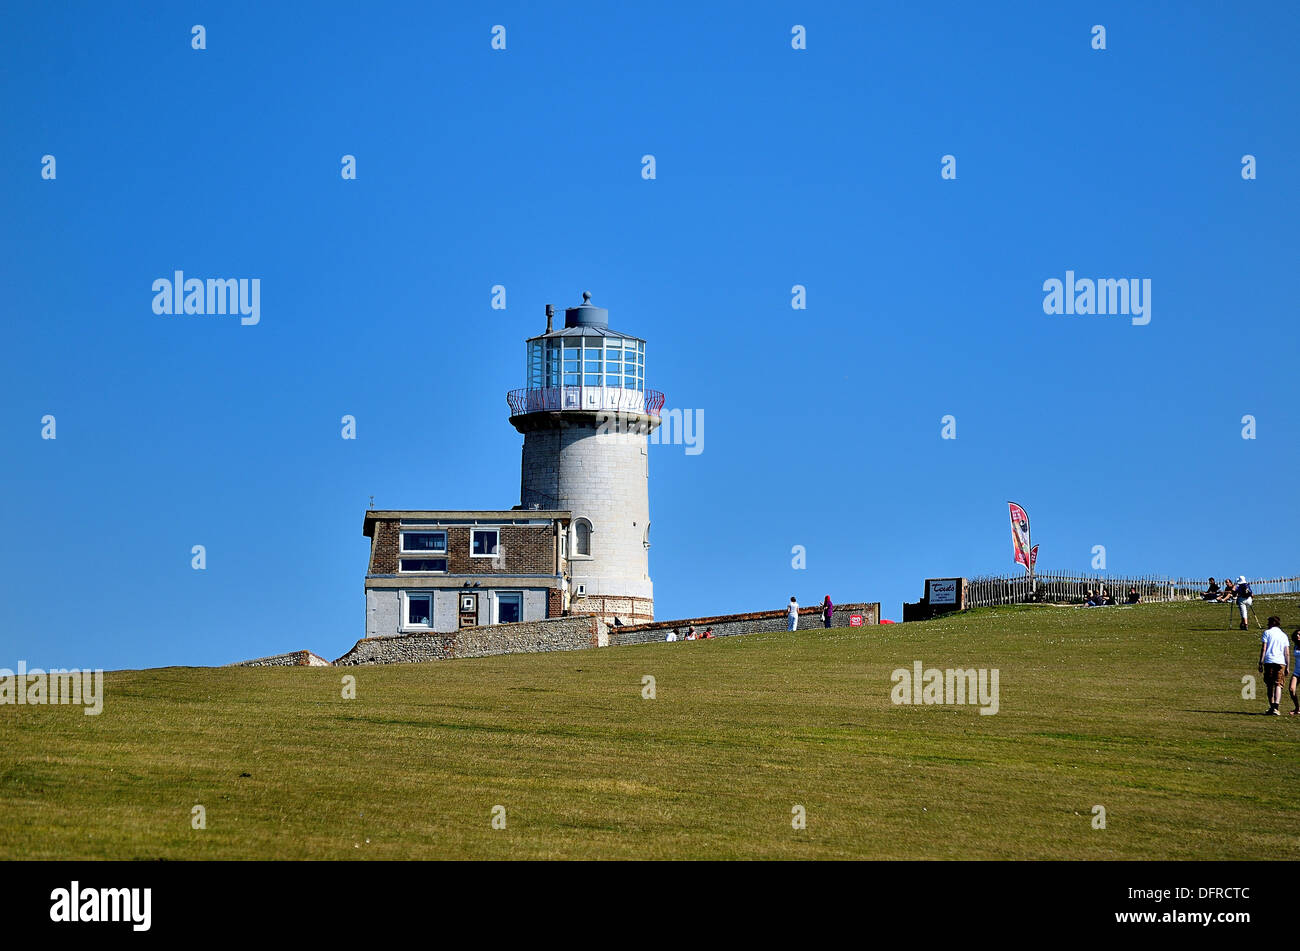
[2,1,1297,669]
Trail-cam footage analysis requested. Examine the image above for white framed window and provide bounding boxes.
[472,529,500,557]
[495,591,523,625]
[572,518,593,558]
[402,591,434,630]
[401,531,447,554]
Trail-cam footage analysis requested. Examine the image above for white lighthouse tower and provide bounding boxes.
[507,293,664,625]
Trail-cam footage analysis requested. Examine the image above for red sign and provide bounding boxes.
[849,615,863,626]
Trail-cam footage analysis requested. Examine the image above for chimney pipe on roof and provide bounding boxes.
[545,304,554,333]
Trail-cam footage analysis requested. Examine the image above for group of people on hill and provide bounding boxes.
[1258,616,1299,716]
[665,625,714,642]
[665,595,837,642]
[1084,586,1141,606]
[1204,576,1255,629]
[786,596,835,631]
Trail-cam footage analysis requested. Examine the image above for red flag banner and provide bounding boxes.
[1008,502,1032,570]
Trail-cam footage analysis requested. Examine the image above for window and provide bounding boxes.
[527,341,544,389]
[400,558,447,573]
[573,518,592,557]
[583,348,602,386]
[544,340,561,386]
[472,529,499,557]
[563,344,580,387]
[405,593,433,628]
[496,592,523,624]
[401,531,446,553]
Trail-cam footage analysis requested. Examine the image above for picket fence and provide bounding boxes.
[963,572,1300,609]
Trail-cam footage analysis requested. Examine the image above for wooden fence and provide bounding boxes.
[964,573,1300,609]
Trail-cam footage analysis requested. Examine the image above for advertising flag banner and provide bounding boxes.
[1008,502,1032,569]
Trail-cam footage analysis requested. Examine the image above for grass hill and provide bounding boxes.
[1,598,1296,859]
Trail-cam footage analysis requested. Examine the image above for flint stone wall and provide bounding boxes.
[334,614,605,665]
[233,650,333,667]
[610,603,879,646]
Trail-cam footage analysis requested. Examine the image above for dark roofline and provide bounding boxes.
[362,509,572,536]
[526,326,644,342]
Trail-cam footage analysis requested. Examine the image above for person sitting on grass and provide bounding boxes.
[1217,579,1236,603]
[701,627,714,639]
[1290,630,1300,716]
[1258,616,1290,715]
[1099,586,1115,606]
[685,626,697,641]
[1084,589,1098,606]
[1126,586,1140,604]
[1203,577,1221,601]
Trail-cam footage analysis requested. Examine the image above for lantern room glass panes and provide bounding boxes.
[526,336,645,391]
[527,342,544,389]
[545,339,560,386]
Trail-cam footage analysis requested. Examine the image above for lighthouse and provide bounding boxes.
[506,293,665,625]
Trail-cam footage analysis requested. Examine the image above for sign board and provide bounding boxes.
[849,614,863,627]
[927,579,960,606]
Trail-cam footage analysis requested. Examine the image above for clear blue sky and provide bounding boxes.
[3,2,1297,669]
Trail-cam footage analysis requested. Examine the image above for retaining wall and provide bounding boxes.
[238,602,880,667]
[334,614,605,665]
[610,602,880,646]
[233,650,333,667]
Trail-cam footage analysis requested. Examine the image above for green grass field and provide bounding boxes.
[2,598,1297,859]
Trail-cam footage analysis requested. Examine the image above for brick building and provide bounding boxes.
[363,510,571,635]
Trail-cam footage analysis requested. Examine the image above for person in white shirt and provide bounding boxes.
[787,597,799,632]
[665,629,678,642]
[1258,617,1290,716]
[1236,576,1255,629]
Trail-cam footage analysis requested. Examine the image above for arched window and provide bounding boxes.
[573,518,592,557]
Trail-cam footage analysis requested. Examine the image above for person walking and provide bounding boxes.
[787,596,799,632]
[822,595,834,629]
[1290,630,1300,716]
[1236,576,1254,630]
[1258,616,1290,715]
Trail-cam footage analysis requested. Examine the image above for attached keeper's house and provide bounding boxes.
[363,510,571,635]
